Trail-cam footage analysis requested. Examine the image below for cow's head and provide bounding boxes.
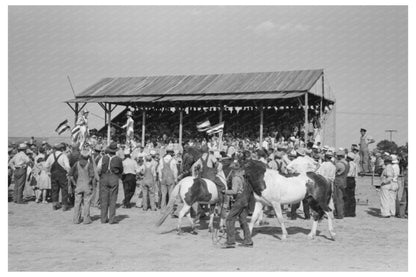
[243,159,267,196]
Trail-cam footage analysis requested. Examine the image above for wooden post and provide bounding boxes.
[74,102,79,124]
[304,93,309,142]
[179,109,183,146]
[219,106,223,122]
[321,74,324,117]
[141,110,146,147]
[259,105,264,147]
[107,103,111,146]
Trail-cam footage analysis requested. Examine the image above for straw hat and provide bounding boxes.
[296,148,306,156]
[347,152,355,160]
[105,142,118,154]
[336,150,345,157]
[17,143,27,151]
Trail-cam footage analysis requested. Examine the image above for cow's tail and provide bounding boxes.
[155,182,181,227]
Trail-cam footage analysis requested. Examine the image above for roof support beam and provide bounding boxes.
[179,109,183,146]
[304,92,309,142]
[141,110,146,147]
[107,103,112,146]
[259,105,264,148]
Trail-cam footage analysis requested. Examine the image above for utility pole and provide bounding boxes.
[385,129,397,142]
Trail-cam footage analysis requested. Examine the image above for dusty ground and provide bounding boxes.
[8,176,407,271]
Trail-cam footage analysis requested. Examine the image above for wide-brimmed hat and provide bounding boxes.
[296,148,306,156]
[80,149,90,159]
[105,142,118,154]
[360,128,367,132]
[94,144,103,152]
[336,150,345,157]
[17,143,27,150]
[347,152,355,160]
[165,145,174,153]
[54,143,65,151]
[351,144,360,151]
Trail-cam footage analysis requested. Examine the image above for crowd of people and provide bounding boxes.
[8,126,408,247]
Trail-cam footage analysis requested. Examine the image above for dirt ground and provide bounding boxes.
[8,176,407,271]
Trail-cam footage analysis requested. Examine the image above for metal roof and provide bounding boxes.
[67,69,334,104]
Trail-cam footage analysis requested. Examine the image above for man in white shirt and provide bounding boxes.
[9,143,31,204]
[359,128,375,173]
[345,152,358,217]
[45,143,71,211]
[286,148,318,220]
[122,149,140,208]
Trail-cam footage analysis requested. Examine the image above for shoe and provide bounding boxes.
[109,220,118,224]
[35,199,40,203]
[135,205,142,208]
[238,242,253,248]
[62,206,70,212]
[83,217,93,224]
[101,219,109,224]
[42,201,48,204]
[381,215,390,218]
[220,243,235,249]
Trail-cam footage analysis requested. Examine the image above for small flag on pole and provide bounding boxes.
[206,122,224,135]
[197,120,211,132]
[55,119,71,135]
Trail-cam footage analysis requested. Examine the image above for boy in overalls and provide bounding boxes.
[69,149,95,224]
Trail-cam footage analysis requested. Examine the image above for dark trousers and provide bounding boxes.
[51,173,69,207]
[122,174,136,207]
[333,183,345,219]
[225,192,252,245]
[100,173,119,223]
[344,177,356,217]
[290,198,310,219]
[13,168,27,203]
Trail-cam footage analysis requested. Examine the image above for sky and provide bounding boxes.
[8,5,408,148]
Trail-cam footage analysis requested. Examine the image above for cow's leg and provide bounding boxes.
[325,211,336,240]
[186,211,197,235]
[208,204,215,232]
[249,201,263,233]
[271,201,288,240]
[308,219,319,240]
[177,204,191,235]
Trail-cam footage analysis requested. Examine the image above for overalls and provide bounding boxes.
[73,161,93,224]
[333,159,350,219]
[160,159,175,209]
[360,135,370,172]
[225,173,253,246]
[99,155,119,223]
[142,163,156,211]
[51,152,69,209]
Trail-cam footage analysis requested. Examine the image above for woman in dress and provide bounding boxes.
[379,156,399,217]
[34,157,51,204]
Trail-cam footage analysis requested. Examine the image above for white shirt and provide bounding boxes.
[122,157,140,175]
[316,161,336,182]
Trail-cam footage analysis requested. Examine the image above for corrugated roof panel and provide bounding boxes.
[69,70,334,103]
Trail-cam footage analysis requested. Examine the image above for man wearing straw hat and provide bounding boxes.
[97,142,124,223]
[8,143,31,204]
